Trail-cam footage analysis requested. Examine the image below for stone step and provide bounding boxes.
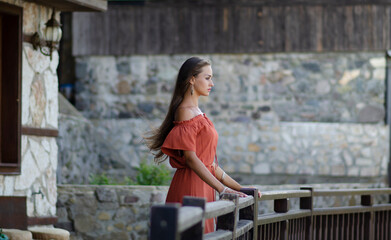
[2,229,32,240]
[28,227,69,240]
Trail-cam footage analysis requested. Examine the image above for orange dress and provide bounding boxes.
[161,113,218,233]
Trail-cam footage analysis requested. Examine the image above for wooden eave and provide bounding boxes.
[24,0,107,12]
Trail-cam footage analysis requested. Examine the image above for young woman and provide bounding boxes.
[146,57,260,233]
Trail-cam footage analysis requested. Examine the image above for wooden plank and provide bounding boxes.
[23,0,107,12]
[257,210,312,225]
[21,127,59,137]
[177,207,203,233]
[259,190,311,201]
[159,6,176,54]
[268,6,285,52]
[0,14,2,167]
[284,6,300,51]
[144,0,391,7]
[313,205,391,215]
[71,3,391,55]
[27,217,58,226]
[238,195,254,210]
[313,188,391,196]
[373,5,386,49]
[235,219,253,237]
[110,6,132,55]
[386,6,391,49]
[204,229,232,240]
[205,199,235,219]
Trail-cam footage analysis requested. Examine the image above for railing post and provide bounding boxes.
[181,196,206,240]
[274,198,289,240]
[149,203,180,240]
[240,188,259,240]
[361,194,374,240]
[217,193,239,239]
[300,187,313,240]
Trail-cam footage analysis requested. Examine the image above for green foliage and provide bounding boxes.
[134,161,171,186]
[89,173,114,185]
[88,162,171,186]
[0,229,9,240]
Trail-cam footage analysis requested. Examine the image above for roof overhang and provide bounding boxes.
[24,0,107,12]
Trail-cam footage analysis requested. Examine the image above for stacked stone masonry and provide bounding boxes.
[58,117,388,184]
[75,53,385,123]
[0,0,59,218]
[57,52,388,184]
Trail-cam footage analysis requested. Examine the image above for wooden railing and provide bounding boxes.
[149,187,391,240]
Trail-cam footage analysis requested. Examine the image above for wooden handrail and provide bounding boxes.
[258,189,311,200]
[149,187,391,240]
[313,188,391,196]
[205,200,235,219]
[177,207,203,233]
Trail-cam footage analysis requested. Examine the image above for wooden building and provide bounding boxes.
[70,0,391,56]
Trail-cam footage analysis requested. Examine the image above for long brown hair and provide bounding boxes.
[145,57,211,163]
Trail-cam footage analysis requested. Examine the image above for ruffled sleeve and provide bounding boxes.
[161,124,199,159]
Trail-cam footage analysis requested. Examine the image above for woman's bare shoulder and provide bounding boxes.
[175,106,199,122]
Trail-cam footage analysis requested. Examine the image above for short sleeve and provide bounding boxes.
[161,124,199,158]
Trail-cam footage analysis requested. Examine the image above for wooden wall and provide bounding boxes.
[72,1,391,55]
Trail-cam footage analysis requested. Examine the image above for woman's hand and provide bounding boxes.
[257,191,262,199]
[220,187,248,198]
[240,187,262,199]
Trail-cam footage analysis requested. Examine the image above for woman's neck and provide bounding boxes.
[182,91,199,108]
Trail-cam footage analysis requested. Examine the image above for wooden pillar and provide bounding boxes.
[216,193,239,239]
[240,188,259,240]
[149,203,180,240]
[387,50,391,203]
[181,196,206,240]
[274,198,289,240]
[361,195,374,240]
[300,187,313,240]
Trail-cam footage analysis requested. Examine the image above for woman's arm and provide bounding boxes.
[214,165,241,190]
[184,151,247,197]
[215,164,262,198]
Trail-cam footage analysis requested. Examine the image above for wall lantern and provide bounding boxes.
[31,8,62,60]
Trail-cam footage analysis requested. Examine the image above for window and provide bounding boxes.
[0,2,22,174]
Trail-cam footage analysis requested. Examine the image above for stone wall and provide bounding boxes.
[0,1,59,217]
[57,183,388,240]
[68,118,386,184]
[57,52,388,184]
[74,53,385,123]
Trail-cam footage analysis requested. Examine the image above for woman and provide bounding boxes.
[146,57,260,233]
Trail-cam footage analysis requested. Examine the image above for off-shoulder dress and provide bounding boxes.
[161,113,218,233]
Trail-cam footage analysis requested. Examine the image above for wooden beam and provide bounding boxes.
[24,0,107,12]
[0,197,27,230]
[21,127,58,137]
[28,216,58,226]
[138,0,391,7]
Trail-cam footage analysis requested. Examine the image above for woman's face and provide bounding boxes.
[193,65,214,96]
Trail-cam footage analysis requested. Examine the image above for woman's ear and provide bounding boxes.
[189,76,195,85]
